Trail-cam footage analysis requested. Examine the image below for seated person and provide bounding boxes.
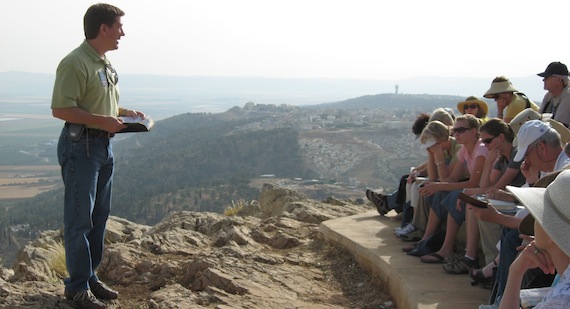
[398,120,461,241]
[471,120,570,307]
[483,76,539,123]
[537,61,570,127]
[498,170,570,309]
[368,108,455,217]
[366,113,431,216]
[458,95,490,124]
[444,118,526,274]
[406,115,488,261]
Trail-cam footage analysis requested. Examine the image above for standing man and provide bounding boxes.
[537,61,570,127]
[51,3,145,308]
[483,76,539,123]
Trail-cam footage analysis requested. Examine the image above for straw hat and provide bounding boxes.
[457,96,488,115]
[510,108,541,135]
[483,76,519,98]
[510,109,570,146]
[518,170,563,236]
[508,169,570,256]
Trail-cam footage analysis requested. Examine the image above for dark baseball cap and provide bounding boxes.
[537,62,569,77]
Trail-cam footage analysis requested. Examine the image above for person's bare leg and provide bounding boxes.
[421,209,440,241]
[434,213,459,258]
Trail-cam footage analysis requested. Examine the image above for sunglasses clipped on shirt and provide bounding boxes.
[463,104,478,110]
[104,63,119,86]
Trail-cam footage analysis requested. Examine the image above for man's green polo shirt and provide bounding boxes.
[51,40,120,130]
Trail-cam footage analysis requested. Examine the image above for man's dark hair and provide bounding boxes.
[84,3,125,40]
[412,113,430,136]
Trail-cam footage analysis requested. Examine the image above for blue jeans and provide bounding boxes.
[494,227,522,301]
[57,126,114,292]
[428,190,465,225]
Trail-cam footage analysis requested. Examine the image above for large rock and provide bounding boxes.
[0,184,371,308]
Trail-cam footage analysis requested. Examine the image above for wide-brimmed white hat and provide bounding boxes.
[510,108,542,136]
[507,169,570,256]
[483,76,519,98]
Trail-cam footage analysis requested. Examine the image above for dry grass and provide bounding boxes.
[47,241,68,280]
[223,199,253,216]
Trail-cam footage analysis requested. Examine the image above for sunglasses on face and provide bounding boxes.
[481,135,498,144]
[464,104,478,110]
[452,127,471,134]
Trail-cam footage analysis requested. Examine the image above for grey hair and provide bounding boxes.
[552,74,569,87]
[529,128,562,149]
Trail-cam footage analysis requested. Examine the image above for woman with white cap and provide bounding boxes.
[483,76,539,123]
[499,170,570,308]
[398,120,462,243]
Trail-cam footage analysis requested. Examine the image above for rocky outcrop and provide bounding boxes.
[0,184,378,308]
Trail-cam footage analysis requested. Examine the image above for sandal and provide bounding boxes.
[443,252,464,264]
[406,240,433,257]
[420,252,446,264]
[443,256,479,274]
[470,268,493,284]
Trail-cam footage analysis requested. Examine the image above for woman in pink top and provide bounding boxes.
[409,114,488,263]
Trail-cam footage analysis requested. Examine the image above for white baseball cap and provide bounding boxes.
[420,137,437,150]
[513,120,552,162]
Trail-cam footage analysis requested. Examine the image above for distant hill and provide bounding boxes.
[4,109,318,228]
[0,71,546,117]
[307,93,472,112]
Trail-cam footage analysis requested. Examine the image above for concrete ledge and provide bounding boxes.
[319,210,489,309]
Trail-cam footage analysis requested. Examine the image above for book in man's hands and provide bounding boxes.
[117,116,155,133]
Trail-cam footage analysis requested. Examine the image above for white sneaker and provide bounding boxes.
[395,224,415,236]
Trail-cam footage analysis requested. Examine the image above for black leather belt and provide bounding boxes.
[65,123,115,138]
[85,128,115,138]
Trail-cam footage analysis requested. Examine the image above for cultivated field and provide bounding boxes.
[0,165,60,200]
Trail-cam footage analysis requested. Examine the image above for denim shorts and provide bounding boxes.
[427,190,465,225]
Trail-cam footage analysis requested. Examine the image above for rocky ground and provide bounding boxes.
[0,184,393,309]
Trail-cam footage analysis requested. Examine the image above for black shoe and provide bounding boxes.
[90,280,119,300]
[365,189,375,203]
[64,289,106,309]
[373,193,389,215]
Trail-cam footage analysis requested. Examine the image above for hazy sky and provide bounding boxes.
[1,0,568,80]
